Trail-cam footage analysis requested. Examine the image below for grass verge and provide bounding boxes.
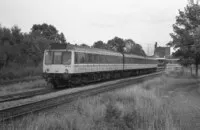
[1,74,184,130]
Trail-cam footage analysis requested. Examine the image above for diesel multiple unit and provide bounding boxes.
[43,44,158,88]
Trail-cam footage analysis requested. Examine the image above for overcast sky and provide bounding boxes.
[0,0,188,55]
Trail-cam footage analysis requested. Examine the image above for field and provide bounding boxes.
[1,71,200,130]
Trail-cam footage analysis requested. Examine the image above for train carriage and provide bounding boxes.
[43,44,158,88]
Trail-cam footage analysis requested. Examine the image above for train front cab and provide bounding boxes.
[43,50,73,88]
[155,58,167,71]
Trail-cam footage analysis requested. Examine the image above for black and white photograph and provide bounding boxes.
[0,0,200,129]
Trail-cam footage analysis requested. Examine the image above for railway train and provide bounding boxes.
[156,58,181,72]
[156,57,180,70]
[43,44,158,88]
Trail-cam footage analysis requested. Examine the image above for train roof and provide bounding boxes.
[47,43,156,60]
[155,57,166,60]
[155,57,179,61]
[71,46,120,55]
[166,58,179,61]
[48,43,117,53]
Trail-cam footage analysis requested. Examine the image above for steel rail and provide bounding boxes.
[0,89,54,103]
[0,72,162,122]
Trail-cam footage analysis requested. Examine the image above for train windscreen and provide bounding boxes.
[62,51,71,65]
[45,51,53,65]
[44,51,71,65]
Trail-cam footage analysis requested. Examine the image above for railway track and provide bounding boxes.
[0,89,54,103]
[0,72,162,122]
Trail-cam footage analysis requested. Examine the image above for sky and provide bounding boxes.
[0,0,188,55]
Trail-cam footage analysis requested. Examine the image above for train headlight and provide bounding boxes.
[46,68,49,72]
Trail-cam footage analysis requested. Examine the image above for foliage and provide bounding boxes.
[92,37,146,56]
[79,43,90,48]
[107,37,125,53]
[124,39,146,56]
[31,23,67,44]
[0,63,42,81]
[0,23,68,80]
[92,40,107,49]
[0,22,146,80]
[172,50,194,67]
[168,1,200,76]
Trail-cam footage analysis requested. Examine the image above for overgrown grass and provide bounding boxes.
[1,75,180,130]
[0,64,42,81]
[165,66,200,78]
[0,79,47,96]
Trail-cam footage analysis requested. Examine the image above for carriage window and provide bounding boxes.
[62,51,71,65]
[94,54,99,63]
[45,51,53,65]
[53,52,62,64]
[108,55,114,63]
[75,52,122,64]
[87,53,92,63]
[99,55,104,63]
[75,52,86,64]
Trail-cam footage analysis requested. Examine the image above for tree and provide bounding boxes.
[92,38,146,56]
[172,49,194,75]
[80,43,90,48]
[1,27,12,45]
[107,37,125,53]
[0,23,69,70]
[59,32,67,44]
[124,39,146,56]
[31,23,67,44]
[31,23,58,40]
[92,40,107,49]
[168,1,200,76]
[0,26,21,67]
[11,25,23,44]
[21,33,53,66]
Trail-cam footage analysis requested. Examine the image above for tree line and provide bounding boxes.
[0,23,67,69]
[80,37,146,56]
[92,38,146,56]
[0,23,146,70]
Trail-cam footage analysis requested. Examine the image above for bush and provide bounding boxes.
[104,102,121,122]
[0,63,42,81]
